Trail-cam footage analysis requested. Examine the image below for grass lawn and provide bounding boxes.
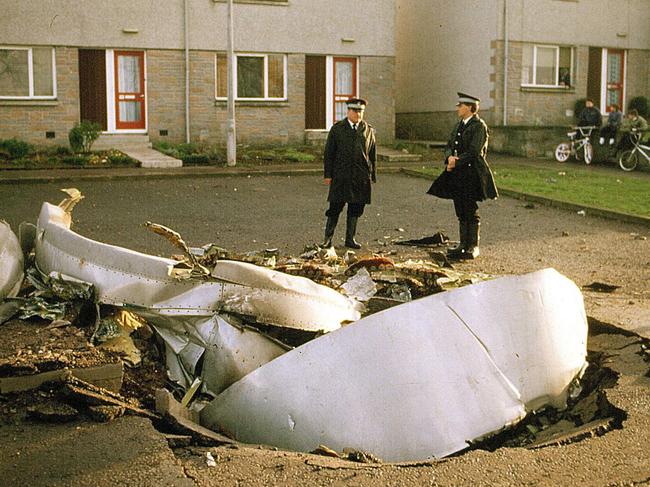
[415,161,650,218]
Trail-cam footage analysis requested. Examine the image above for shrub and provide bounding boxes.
[55,145,73,156]
[0,138,34,159]
[182,153,210,165]
[106,149,136,166]
[284,149,315,162]
[628,96,649,118]
[69,121,101,153]
[62,154,88,166]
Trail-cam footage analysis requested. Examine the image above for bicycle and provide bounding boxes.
[555,126,595,164]
[618,129,650,171]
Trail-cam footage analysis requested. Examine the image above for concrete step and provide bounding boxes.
[121,148,183,169]
[377,146,423,162]
[396,139,447,148]
[94,134,153,151]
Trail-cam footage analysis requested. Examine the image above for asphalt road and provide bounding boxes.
[1,172,649,339]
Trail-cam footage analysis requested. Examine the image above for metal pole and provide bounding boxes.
[226,0,236,166]
[502,0,509,126]
[184,0,190,144]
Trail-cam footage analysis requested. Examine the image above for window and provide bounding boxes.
[0,47,56,99]
[521,45,573,88]
[216,53,286,100]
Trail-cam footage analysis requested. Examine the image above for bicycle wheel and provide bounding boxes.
[555,143,571,162]
[618,150,639,171]
[583,142,593,164]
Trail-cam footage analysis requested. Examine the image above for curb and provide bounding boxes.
[0,164,411,185]
[400,168,650,228]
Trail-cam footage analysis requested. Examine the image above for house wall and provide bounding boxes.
[0,47,79,145]
[395,0,650,144]
[0,0,394,56]
[146,52,395,145]
[1,1,395,147]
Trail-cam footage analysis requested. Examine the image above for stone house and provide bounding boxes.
[0,0,395,147]
[395,0,650,154]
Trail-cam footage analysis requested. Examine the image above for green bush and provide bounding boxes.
[62,154,88,166]
[182,153,210,165]
[0,138,34,159]
[284,149,315,162]
[628,96,649,118]
[69,121,101,153]
[106,150,136,166]
[55,145,73,156]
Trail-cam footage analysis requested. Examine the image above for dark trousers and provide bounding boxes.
[453,195,479,223]
[325,201,365,218]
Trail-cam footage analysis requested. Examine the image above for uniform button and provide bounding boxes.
[457,132,461,135]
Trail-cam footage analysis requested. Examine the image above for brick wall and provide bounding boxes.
[147,50,186,143]
[625,49,650,108]
[0,47,79,146]
[491,41,588,127]
[360,56,395,144]
[2,49,396,148]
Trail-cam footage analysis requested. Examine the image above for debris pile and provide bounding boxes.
[0,189,614,462]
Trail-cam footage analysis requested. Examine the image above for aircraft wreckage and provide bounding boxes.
[0,190,588,462]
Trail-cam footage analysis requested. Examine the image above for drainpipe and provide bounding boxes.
[226,0,236,166]
[184,0,191,143]
[502,0,509,126]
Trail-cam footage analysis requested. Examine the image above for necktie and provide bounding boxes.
[353,123,357,131]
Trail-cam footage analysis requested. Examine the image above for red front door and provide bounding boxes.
[114,51,146,130]
[333,57,357,123]
[606,50,625,112]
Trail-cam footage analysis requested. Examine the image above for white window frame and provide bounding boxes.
[215,53,287,101]
[521,44,574,89]
[0,46,57,99]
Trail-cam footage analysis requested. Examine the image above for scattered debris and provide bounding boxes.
[583,282,621,293]
[2,189,620,464]
[396,232,449,247]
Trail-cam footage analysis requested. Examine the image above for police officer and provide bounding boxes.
[427,92,498,259]
[321,97,377,249]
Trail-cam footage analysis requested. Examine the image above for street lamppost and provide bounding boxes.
[226,0,236,166]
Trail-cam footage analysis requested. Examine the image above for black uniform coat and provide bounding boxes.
[324,118,377,204]
[427,115,498,201]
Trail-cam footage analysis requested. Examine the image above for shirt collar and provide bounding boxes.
[462,115,473,125]
[348,119,359,129]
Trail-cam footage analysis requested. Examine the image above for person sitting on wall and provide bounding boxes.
[599,104,622,146]
[614,109,649,152]
[578,99,602,129]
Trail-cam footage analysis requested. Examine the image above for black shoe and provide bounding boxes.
[447,221,467,258]
[321,215,339,248]
[462,222,480,259]
[345,216,362,249]
[345,239,361,249]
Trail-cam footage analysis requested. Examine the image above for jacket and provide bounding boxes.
[324,118,377,204]
[427,115,498,201]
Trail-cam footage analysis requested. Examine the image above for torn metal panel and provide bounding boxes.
[200,269,588,462]
[34,202,359,332]
[0,220,24,299]
[200,315,287,396]
[148,313,287,395]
